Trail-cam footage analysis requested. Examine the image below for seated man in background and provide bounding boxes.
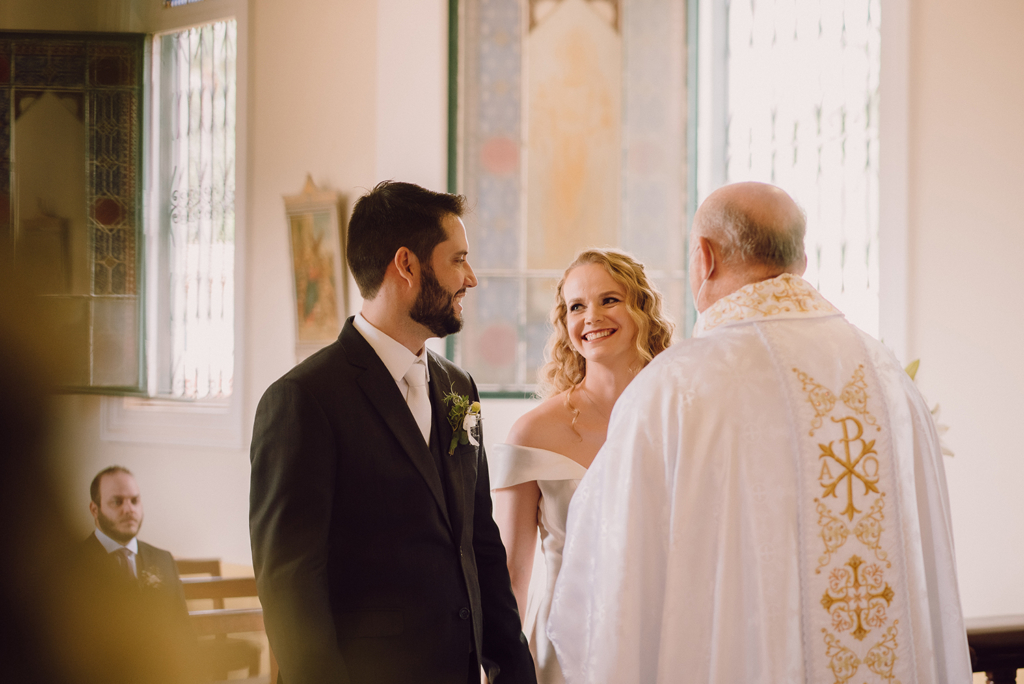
[1,277,197,684]
[83,466,190,621]
[85,468,260,681]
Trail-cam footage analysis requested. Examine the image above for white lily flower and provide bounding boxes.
[463,413,480,446]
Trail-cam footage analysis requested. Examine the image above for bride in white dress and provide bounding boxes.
[491,249,674,684]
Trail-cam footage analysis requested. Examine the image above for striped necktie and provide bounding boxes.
[113,547,136,580]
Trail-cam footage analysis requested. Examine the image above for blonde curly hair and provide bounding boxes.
[539,249,674,403]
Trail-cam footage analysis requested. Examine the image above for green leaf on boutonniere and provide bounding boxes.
[443,386,482,455]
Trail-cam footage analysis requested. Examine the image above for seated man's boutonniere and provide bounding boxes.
[140,569,164,589]
[443,387,482,455]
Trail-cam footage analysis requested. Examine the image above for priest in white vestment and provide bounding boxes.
[547,182,972,684]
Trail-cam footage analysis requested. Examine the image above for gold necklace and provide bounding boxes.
[580,385,610,421]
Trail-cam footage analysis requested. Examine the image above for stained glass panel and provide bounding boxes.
[13,41,87,88]
[525,277,558,386]
[525,0,621,271]
[0,85,10,263]
[457,0,688,393]
[93,297,139,386]
[461,0,522,272]
[90,88,138,296]
[0,41,10,85]
[2,31,145,392]
[460,276,521,387]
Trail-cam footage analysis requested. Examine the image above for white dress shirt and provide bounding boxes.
[93,527,139,577]
[352,313,432,442]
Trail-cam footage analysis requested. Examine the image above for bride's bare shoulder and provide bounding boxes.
[505,391,575,451]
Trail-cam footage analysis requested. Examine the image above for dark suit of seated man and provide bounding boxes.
[81,466,191,629]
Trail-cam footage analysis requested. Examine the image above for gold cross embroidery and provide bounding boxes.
[821,555,894,641]
[818,416,880,521]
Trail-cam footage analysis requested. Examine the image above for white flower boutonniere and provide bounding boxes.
[443,387,482,455]
[140,569,164,589]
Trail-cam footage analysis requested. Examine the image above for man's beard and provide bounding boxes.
[410,265,464,338]
[97,509,142,545]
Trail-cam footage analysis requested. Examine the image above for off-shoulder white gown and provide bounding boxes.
[490,444,587,684]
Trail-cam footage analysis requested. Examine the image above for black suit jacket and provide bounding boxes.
[80,533,190,615]
[250,319,534,684]
[76,534,198,683]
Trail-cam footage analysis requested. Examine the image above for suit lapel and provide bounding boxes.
[83,532,106,558]
[429,357,467,541]
[135,542,149,582]
[429,359,455,463]
[342,321,452,532]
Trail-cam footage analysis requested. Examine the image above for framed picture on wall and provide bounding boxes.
[284,175,348,362]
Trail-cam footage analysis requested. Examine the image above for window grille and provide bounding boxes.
[157,20,236,399]
[723,0,881,336]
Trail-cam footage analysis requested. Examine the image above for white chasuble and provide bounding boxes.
[546,274,971,684]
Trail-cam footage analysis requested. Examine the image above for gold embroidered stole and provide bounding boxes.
[696,273,842,336]
[762,318,911,684]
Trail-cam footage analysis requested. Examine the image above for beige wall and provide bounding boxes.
[907,0,1024,618]
[1,0,98,31]
[5,0,1024,621]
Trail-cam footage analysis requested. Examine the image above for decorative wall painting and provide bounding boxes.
[284,175,347,361]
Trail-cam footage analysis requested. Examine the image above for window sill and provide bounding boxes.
[101,394,244,449]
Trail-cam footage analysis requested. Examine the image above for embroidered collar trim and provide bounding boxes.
[696,273,843,336]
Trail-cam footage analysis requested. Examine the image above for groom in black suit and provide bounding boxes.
[250,181,535,684]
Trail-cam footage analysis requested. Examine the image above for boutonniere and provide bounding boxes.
[443,387,482,455]
[139,569,164,589]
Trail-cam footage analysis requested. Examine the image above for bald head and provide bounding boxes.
[693,182,806,274]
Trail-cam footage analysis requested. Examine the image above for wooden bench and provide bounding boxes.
[175,558,223,578]
[179,574,277,683]
[182,576,260,605]
[190,607,277,683]
[967,614,1024,684]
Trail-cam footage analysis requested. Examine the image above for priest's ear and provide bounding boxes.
[690,236,717,282]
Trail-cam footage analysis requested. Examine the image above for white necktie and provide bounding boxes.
[404,360,432,444]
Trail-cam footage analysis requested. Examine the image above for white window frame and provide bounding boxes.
[101,0,248,449]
